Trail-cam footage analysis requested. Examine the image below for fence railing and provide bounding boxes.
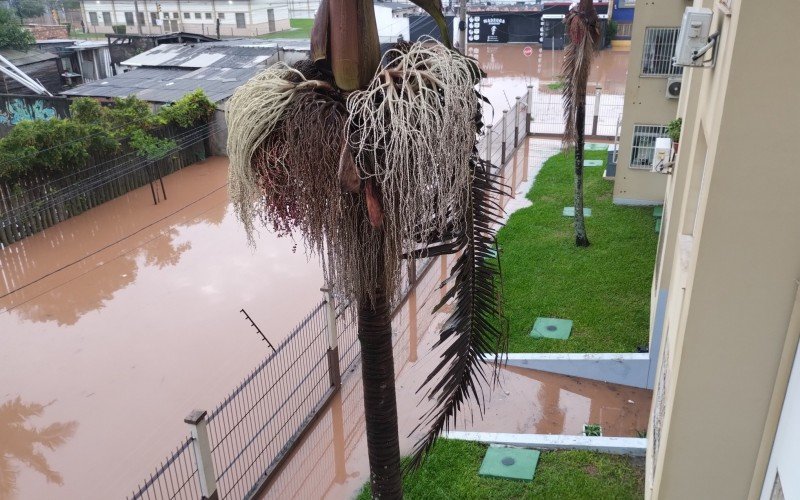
[0,122,216,248]
[527,84,623,139]
[127,88,534,500]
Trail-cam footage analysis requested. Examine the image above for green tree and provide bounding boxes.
[0,8,35,50]
[561,0,600,247]
[226,0,506,497]
[15,0,45,19]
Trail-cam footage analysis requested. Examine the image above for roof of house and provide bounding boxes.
[60,65,265,103]
[0,48,59,66]
[122,39,280,69]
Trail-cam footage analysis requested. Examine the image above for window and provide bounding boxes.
[641,27,682,77]
[163,12,169,18]
[137,11,145,25]
[150,12,158,25]
[172,12,179,18]
[102,11,111,25]
[194,12,201,19]
[124,12,134,26]
[630,124,668,169]
[205,12,212,19]
[217,12,225,19]
[235,12,245,28]
[89,11,98,26]
[184,12,190,19]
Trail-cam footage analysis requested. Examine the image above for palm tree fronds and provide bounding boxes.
[561,0,600,151]
[406,155,508,470]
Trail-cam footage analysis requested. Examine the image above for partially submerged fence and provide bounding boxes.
[0,123,215,248]
[127,90,533,500]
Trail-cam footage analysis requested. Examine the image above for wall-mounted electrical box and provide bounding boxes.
[673,7,714,67]
[652,137,673,173]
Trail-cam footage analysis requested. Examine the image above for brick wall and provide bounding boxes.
[25,24,70,40]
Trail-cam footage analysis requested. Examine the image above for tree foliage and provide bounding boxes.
[0,91,215,182]
[156,89,216,128]
[0,119,116,182]
[16,0,45,19]
[0,8,35,50]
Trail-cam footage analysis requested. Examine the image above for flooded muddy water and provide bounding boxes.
[0,157,324,499]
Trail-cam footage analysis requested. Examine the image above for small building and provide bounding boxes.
[0,48,62,95]
[36,39,115,84]
[79,0,290,38]
[609,0,634,42]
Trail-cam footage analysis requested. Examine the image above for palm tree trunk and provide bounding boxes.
[357,267,403,498]
[574,101,590,247]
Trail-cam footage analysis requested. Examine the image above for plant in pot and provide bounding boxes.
[667,117,682,156]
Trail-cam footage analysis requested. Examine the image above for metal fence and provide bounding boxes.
[527,85,623,139]
[127,88,534,500]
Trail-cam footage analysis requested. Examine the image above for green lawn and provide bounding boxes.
[357,440,644,499]
[257,18,313,39]
[69,31,107,40]
[496,150,658,353]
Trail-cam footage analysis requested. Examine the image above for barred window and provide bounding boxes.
[630,124,668,169]
[641,27,683,77]
[89,11,98,25]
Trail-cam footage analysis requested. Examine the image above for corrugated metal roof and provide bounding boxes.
[122,40,279,69]
[60,65,264,103]
[0,48,59,66]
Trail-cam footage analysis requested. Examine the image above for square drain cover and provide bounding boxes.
[584,159,603,167]
[585,143,609,151]
[653,206,663,218]
[562,207,592,217]
[530,317,573,339]
[479,445,540,482]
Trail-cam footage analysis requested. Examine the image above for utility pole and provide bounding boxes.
[458,0,467,53]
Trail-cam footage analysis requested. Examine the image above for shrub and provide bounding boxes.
[129,129,176,160]
[157,89,216,128]
[69,97,105,124]
[0,8,35,50]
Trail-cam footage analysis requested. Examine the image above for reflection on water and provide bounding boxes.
[0,188,227,326]
[0,397,77,498]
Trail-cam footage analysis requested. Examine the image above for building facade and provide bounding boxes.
[647,1,800,498]
[613,0,683,205]
[79,0,289,38]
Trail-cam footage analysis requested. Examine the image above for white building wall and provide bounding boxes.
[760,344,800,499]
[374,5,409,43]
[81,0,288,36]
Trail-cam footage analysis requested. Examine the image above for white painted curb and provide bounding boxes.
[443,431,647,456]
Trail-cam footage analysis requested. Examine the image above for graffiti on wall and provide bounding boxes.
[0,98,59,126]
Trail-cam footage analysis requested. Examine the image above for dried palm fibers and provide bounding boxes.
[226,40,481,305]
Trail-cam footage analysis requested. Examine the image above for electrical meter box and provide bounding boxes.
[673,7,713,67]
[652,137,673,172]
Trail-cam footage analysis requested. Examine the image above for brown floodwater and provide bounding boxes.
[0,157,324,499]
[0,44,633,500]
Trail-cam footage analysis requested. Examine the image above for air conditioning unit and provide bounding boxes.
[666,77,682,99]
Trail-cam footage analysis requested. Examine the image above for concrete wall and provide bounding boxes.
[81,0,289,37]
[613,0,683,205]
[647,1,800,498]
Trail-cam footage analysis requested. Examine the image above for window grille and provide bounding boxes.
[205,12,212,19]
[89,11,98,25]
[641,27,683,77]
[630,124,668,169]
[184,12,190,19]
[194,12,201,19]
